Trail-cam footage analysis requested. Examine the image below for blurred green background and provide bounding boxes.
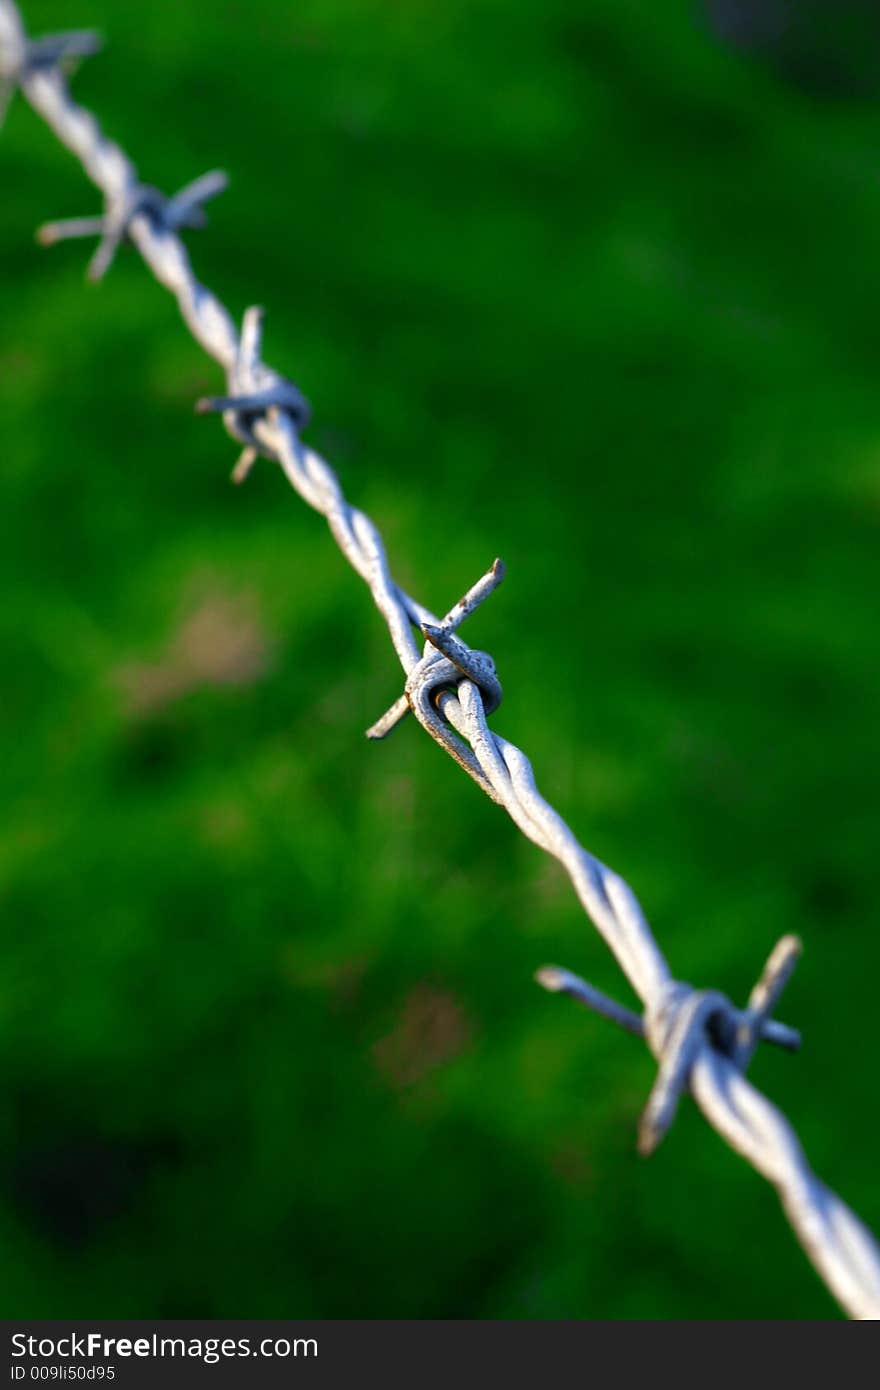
[2,0,880,1320]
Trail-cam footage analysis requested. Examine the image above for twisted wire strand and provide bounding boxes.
[2,0,879,1320]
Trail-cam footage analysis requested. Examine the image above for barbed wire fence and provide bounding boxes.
[2,0,878,1322]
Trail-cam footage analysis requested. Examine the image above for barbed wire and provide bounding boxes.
[2,0,878,1321]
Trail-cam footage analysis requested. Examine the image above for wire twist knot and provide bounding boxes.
[37,168,229,282]
[538,933,803,1157]
[367,558,505,797]
[642,982,747,1156]
[196,305,311,482]
[1,24,101,127]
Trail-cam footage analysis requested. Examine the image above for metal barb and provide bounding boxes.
[366,557,505,741]
[22,29,101,72]
[1,28,101,124]
[535,966,645,1037]
[4,0,880,1319]
[537,935,802,1160]
[735,932,802,1067]
[37,170,227,281]
[196,304,311,478]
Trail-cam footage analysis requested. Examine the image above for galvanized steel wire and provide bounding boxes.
[2,0,879,1321]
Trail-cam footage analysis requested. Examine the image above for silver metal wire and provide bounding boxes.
[2,0,879,1321]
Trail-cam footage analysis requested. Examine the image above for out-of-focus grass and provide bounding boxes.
[1,0,880,1318]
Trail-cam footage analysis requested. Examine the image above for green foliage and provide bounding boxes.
[2,0,879,1318]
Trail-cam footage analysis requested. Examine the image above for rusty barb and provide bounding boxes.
[3,0,880,1319]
